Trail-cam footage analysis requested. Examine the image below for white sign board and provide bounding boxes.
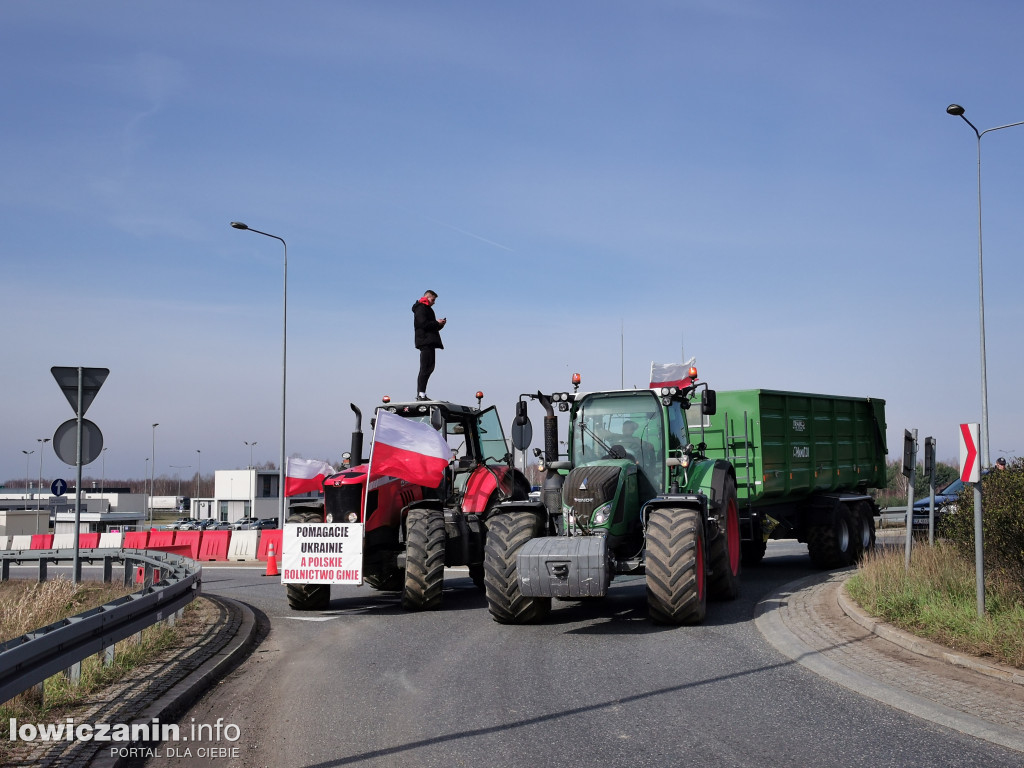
[959,422,980,483]
[281,523,364,585]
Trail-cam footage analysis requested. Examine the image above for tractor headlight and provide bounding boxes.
[591,502,613,526]
[346,512,359,523]
[325,512,334,523]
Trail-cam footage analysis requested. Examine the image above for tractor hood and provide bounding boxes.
[562,460,636,533]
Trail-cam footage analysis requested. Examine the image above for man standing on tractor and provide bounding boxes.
[412,289,446,401]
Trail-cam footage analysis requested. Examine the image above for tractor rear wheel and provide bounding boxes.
[285,508,330,611]
[646,507,706,625]
[402,509,446,610]
[707,477,741,601]
[484,511,551,624]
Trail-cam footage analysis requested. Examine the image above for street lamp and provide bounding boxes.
[245,441,258,469]
[195,449,202,498]
[946,104,1024,469]
[151,423,159,523]
[22,450,34,501]
[231,221,288,528]
[36,438,50,509]
[100,447,108,514]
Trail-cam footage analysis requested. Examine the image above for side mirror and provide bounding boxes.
[701,389,717,416]
[430,407,444,431]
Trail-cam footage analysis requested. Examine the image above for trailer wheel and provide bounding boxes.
[285,508,330,611]
[707,478,741,600]
[646,507,706,625]
[851,501,876,560]
[807,503,858,569]
[402,509,446,610]
[483,511,551,624]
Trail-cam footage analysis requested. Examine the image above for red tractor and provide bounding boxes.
[285,395,530,611]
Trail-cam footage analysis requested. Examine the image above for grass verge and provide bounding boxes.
[0,578,202,765]
[846,542,1024,669]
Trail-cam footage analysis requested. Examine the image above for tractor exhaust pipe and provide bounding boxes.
[350,403,365,465]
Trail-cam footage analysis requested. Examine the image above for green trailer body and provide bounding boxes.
[699,389,888,565]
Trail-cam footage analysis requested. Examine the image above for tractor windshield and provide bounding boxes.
[476,406,509,464]
[571,391,665,493]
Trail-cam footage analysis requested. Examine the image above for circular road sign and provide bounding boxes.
[53,418,104,466]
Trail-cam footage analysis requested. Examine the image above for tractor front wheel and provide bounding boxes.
[646,507,706,625]
[483,511,550,624]
[285,508,330,611]
[402,509,446,610]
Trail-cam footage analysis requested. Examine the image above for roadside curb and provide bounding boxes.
[91,595,258,768]
[836,581,1024,687]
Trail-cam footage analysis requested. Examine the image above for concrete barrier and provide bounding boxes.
[0,536,10,551]
[197,531,231,561]
[10,535,33,550]
[172,530,202,559]
[124,531,150,549]
[99,531,124,548]
[30,534,54,550]
[255,529,283,562]
[227,530,259,561]
[52,533,76,550]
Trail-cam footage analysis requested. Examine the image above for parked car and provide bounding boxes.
[911,478,964,532]
[242,518,279,530]
[231,517,256,530]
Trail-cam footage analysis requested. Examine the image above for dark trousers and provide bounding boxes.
[417,347,436,393]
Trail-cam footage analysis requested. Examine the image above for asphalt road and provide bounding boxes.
[143,541,1021,768]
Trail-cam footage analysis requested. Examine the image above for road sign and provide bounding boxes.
[51,478,68,496]
[959,423,980,483]
[53,418,104,466]
[901,430,915,478]
[51,366,109,417]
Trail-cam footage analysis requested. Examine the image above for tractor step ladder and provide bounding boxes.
[724,410,754,502]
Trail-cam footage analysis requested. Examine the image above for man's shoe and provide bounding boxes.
[416,394,430,401]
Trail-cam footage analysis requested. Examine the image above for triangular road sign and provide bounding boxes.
[51,366,110,417]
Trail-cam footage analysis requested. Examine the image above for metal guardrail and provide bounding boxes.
[0,548,201,704]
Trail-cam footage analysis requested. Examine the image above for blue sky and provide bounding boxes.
[3,1,1023,485]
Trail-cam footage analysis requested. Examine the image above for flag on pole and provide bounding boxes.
[368,410,450,489]
[650,357,697,389]
[285,457,335,497]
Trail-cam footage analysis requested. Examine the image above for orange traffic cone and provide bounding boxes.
[264,541,280,577]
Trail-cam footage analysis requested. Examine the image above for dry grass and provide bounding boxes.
[0,577,136,643]
[0,577,196,756]
[846,542,1024,669]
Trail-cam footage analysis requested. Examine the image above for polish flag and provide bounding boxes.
[650,358,697,389]
[369,410,450,489]
[285,457,335,497]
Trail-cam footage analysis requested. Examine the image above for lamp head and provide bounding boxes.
[946,104,965,116]
[230,221,249,230]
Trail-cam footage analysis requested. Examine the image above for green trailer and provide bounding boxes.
[700,389,887,567]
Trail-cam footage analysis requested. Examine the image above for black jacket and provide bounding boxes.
[412,301,444,350]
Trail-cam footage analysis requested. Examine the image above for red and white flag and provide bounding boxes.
[650,358,697,389]
[369,410,450,489]
[285,457,335,497]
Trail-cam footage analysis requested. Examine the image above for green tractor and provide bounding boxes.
[484,370,741,625]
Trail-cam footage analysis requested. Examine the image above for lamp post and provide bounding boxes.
[36,438,50,534]
[151,423,159,523]
[195,449,202,498]
[245,441,258,469]
[946,104,1024,470]
[100,447,108,515]
[231,221,288,528]
[22,450,34,501]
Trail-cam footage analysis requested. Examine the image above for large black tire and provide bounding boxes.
[483,511,551,624]
[285,508,330,611]
[646,507,706,625]
[851,501,877,561]
[807,503,858,569]
[402,509,446,610]
[707,478,741,601]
